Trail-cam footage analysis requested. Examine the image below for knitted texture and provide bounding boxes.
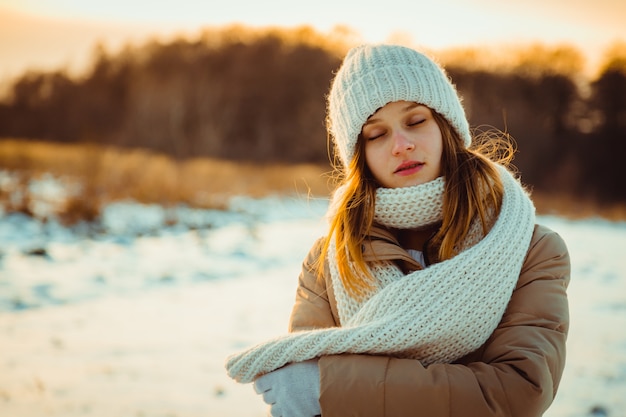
[373,176,445,229]
[225,165,535,384]
[331,175,478,324]
[327,44,471,167]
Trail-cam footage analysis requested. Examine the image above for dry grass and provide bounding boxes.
[0,139,333,223]
[531,190,626,222]
[0,139,624,224]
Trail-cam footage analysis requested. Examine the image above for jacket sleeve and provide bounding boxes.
[318,225,571,417]
[288,237,339,331]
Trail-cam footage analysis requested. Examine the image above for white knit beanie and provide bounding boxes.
[327,44,472,167]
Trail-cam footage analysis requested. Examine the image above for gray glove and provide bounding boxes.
[253,359,321,417]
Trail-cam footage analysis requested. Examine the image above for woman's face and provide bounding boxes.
[362,101,443,189]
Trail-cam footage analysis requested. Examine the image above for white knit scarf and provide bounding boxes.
[225,165,535,384]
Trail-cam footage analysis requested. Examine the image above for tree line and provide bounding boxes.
[0,26,624,203]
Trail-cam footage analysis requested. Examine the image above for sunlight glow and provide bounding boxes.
[0,0,624,79]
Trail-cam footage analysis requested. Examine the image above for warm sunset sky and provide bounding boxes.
[0,0,624,81]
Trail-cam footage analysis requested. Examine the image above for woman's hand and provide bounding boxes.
[253,359,321,417]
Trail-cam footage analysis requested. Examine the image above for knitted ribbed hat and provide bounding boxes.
[327,44,472,167]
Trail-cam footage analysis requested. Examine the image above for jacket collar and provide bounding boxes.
[362,225,425,272]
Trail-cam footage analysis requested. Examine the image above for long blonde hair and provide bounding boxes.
[318,109,515,297]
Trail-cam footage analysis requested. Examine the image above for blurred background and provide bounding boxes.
[0,0,625,220]
[1,1,626,417]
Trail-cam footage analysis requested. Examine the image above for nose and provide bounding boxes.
[391,132,415,155]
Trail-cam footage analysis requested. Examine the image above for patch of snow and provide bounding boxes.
[0,193,624,416]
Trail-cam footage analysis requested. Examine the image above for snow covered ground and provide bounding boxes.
[0,183,625,416]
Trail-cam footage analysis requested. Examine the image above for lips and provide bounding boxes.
[394,161,423,174]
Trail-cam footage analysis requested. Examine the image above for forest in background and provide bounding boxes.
[0,25,625,208]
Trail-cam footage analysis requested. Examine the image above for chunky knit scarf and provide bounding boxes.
[225,165,535,384]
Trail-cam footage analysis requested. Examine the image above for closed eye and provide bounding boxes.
[364,129,386,141]
[408,118,426,127]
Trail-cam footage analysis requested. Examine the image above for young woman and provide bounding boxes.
[226,44,570,417]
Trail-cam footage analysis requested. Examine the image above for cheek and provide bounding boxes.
[364,144,385,178]
[429,130,444,160]
[364,148,376,173]
[434,141,444,161]
[364,142,374,165]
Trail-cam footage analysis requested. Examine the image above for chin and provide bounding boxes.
[400,177,432,188]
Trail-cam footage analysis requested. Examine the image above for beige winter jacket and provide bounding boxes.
[289,224,570,417]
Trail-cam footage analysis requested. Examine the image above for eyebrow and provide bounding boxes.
[363,102,423,126]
